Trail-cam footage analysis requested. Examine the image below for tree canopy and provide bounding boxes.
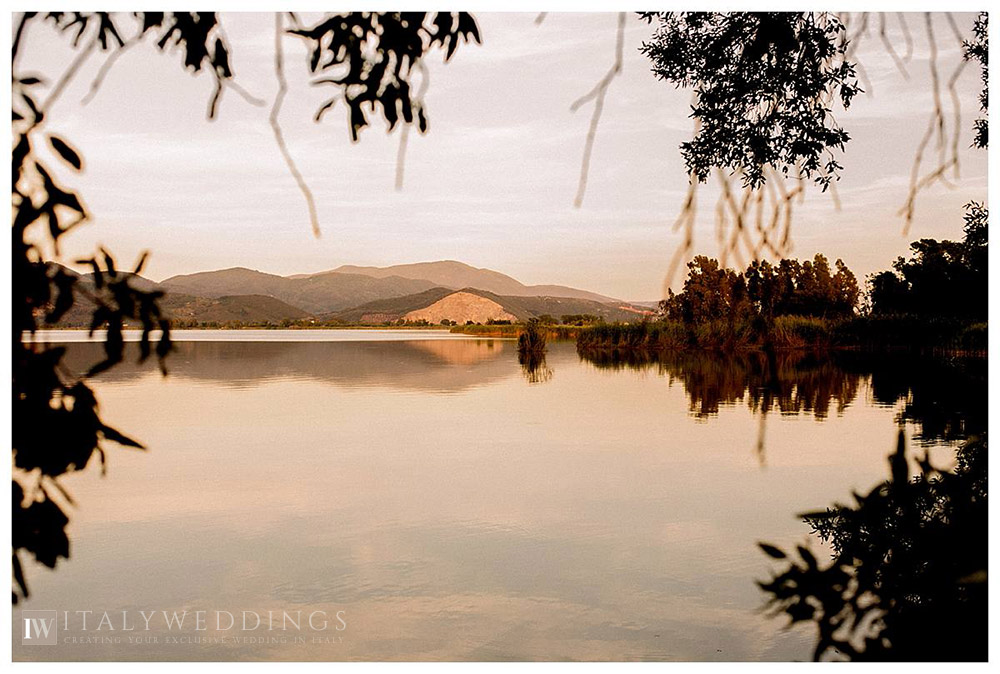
[660,253,860,324]
[868,202,987,319]
[640,12,860,191]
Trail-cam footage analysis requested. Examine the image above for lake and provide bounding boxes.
[12,331,985,661]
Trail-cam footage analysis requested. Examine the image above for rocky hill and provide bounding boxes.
[332,287,644,324]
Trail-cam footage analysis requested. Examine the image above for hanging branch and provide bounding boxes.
[897,12,967,230]
[570,12,625,208]
[81,15,264,116]
[879,12,910,78]
[269,12,321,238]
[395,62,430,191]
[650,11,976,294]
[42,35,98,113]
[827,12,969,230]
[208,21,266,119]
[81,35,140,105]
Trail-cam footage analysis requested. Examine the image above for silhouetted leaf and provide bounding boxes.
[796,545,817,569]
[133,251,149,275]
[759,543,787,559]
[48,135,82,170]
[99,424,145,449]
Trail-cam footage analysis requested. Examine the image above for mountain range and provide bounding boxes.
[49,260,649,326]
[324,261,618,303]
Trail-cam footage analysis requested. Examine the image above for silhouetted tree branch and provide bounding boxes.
[639,11,985,289]
[269,12,320,238]
[759,431,987,661]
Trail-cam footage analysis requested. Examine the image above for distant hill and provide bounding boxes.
[160,267,436,313]
[162,294,309,324]
[485,293,648,322]
[404,291,518,324]
[333,287,644,324]
[43,259,644,327]
[51,263,163,293]
[45,292,309,328]
[328,260,620,303]
[331,287,456,323]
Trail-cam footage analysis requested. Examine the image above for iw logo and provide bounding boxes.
[21,610,58,645]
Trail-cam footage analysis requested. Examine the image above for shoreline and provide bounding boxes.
[30,316,988,356]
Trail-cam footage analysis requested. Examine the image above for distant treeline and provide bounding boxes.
[578,203,988,354]
[869,202,987,319]
[575,315,986,353]
[660,253,859,322]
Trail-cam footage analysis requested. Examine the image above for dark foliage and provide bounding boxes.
[578,348,985,446]
[759,431,987,661]
[963,12,988,149]
[42,12,236,118]
[517,319,551,383]
[869,202,988,319]
[517,318,548,355]
[659,253,859,325]
[13,13,177,603]
[289,12,481,140]
[639,12,860,190]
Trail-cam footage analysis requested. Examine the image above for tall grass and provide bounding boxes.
[575,314,985,354]
[517,320,547,355]
[450,323,582,340]
[578,319,767,351]
[577,320,687,350]
[831,315,987,353]
[770,316,831,349]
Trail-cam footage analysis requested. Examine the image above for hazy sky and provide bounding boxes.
[21,12,987,299]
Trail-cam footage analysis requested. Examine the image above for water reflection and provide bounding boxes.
[580,349,860,420]
[759,431,987,661]
[14,335,987,661]
[577,348,986,442]
[837,352,987,444]
[579,343,987,659]
[518,350,552,384]
[59,339,513,393]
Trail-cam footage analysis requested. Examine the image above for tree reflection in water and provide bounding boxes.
[518,350,553,384]
[842,352,987,444]
[579,348,861,419]
[578,346,987,660]
[579,348,863,463]
[759,431,987,661]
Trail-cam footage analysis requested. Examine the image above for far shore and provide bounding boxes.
[28,314,988,356]
[33,324,455,331]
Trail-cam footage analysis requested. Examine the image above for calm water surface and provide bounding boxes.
[13,331,982,661]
